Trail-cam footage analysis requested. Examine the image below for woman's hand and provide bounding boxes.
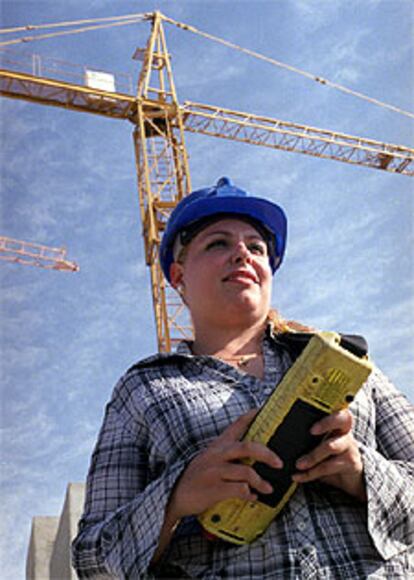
[292,408,367,501]
[168,410,282,521]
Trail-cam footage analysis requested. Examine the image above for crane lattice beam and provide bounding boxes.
[0,236,79,271]
[0,68,136,119]
[1,66,412,176]
[180,102,414,175]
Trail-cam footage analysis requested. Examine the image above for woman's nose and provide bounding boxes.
[232,241,251,263]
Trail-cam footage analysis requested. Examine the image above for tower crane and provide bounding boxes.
[1,11,413,351]
[0,235,79,271]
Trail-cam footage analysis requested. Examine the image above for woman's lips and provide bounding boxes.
[223,270,259,284]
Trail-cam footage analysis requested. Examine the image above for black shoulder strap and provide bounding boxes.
[274,332,368,363]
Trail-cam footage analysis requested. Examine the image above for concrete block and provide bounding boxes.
[49,483,85,580]
[26,516,59,580]
[26,483,85,580]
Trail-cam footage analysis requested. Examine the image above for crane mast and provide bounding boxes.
[133,12,192,351]
[1,11,413,350]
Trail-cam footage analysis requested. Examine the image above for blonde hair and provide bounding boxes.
[267,308,316,334]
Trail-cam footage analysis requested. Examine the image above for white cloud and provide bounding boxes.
[0,283,30,305]
[1,344,49,372]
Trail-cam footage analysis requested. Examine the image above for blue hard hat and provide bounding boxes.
[159,177,287,282]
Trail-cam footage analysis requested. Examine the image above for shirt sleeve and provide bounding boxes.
[360,368,414,560]
[71,376,193,579]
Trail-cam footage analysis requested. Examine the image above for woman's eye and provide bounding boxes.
[249,242,267,255]
[205,239,228,250]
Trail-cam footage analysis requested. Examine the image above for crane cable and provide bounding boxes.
[163,15,414,121]
[0,11,412,121]
[0,13,152,34]
[0,13,151,46]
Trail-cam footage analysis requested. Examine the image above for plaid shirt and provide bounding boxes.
[72,329,414,579]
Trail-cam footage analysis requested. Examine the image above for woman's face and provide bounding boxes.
[170,218,273,329]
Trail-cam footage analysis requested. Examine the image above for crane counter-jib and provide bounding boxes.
[0,68,137,119]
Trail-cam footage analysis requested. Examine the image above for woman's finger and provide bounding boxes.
[221,463,274,494]
[209,410,282,468]
[296,433,352,470]
[293,454,351,482]
[214,409,258,443]
[211,481,258,504]
[220,439,282,468]
[311,408,353,436]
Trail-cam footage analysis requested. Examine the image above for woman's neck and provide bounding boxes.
[192,319,267,358]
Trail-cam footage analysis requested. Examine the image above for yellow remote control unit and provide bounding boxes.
[198,332,373,545]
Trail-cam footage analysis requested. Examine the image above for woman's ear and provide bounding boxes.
[170,262,187,304]
[169,262,184,290]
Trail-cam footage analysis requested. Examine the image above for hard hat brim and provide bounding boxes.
[160,195,287,282]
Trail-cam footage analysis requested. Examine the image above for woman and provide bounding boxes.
[72,177,414,578]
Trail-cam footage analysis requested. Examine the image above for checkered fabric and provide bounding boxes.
[72,329,414,579]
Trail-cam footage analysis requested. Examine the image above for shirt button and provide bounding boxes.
[301,545,313,557]
[297,521,307,531]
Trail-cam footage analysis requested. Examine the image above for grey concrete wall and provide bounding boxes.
[26,517,59,580]
[26,483,85,580]
[50,483,85,580]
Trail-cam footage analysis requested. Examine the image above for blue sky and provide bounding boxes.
[1,1,413,577]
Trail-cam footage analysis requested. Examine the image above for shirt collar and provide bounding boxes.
[174,322,278,356]
[176,340,195,356]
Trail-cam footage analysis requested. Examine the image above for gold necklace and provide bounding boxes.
[217,353,260,368]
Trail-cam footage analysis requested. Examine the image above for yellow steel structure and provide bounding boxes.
[1,11,413,349]
[2,61,413,175]
[0,236,79,271]
[132,12,192,352]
